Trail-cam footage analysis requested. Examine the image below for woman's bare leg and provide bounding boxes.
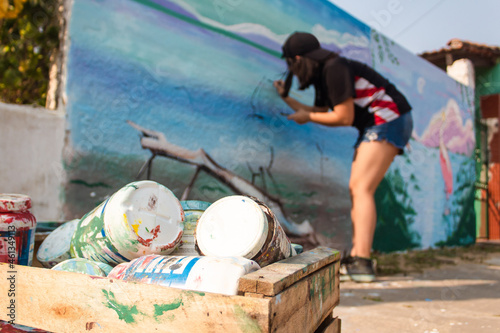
[349,140,399,258]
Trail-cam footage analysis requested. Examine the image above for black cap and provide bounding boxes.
[281,32,332,61]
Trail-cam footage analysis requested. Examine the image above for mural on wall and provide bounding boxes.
[63,0,476,251]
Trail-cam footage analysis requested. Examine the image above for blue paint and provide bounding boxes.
[122,256,201,286]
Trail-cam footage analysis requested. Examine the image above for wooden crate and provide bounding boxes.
[1,246,340,333]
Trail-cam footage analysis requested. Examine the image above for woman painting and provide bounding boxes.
[274,32,413,282]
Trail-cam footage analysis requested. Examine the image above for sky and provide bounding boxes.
[330,0,500,55]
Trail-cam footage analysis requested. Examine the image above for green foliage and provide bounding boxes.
[373,168,420,253]
[435,159,476,247]
[0,0,60,106]
[371,29,399,66]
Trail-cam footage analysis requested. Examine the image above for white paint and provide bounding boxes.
[196,195,268,258]
[447,59,476,88]
[0,102,65,221]
[417,77,426,94]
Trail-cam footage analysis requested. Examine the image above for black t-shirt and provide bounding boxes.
[314,56,412,131]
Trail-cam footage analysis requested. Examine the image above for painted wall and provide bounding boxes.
[0,103,66,221]
[62,0,476,252]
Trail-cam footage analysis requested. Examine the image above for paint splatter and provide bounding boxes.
[153,298,183,322]
[233,305,262,333]
[137,225,161,246]
[85,322,101,330]
[184,290,205,297]
[148,195,158,210]
[102,289,141,324]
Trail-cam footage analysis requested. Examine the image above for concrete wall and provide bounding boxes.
[0,103,66,221]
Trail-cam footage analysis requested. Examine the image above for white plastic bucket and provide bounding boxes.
[70,181,184,266]
[108,254,260,295]
[195,195,295,267]
[37,219,79,268]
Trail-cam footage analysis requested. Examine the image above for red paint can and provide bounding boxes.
[0,194,37,266]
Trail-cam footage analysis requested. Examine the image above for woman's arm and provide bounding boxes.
[288,97,354,126]
[274,80,329,113]
[282,96,329,113]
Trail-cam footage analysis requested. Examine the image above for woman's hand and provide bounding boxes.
[273,80,286,97]
[288,109,310,124]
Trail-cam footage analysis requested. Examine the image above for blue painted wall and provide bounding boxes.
[63,0,476,251]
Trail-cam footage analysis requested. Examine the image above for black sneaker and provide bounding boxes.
[339,256,351,282]
[341,256,376,283]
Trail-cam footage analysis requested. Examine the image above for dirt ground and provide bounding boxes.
[334,242,500,333]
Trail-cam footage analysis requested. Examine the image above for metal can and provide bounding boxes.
[0,194,37,266]
[171,200,211,256]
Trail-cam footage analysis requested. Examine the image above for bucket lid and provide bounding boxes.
[196,195,268,259]
[37,219,80,264]
[52,258,109,277]
[104,181,184,257]
[0,194,31,213]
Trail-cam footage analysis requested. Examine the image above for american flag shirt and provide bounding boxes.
[314,56,412,131]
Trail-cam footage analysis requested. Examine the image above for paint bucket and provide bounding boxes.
[195,195,295,267]
[292,243,304,254]
[171,200,211,256]
[108,254,260,295]
[36,219,79,268]
[0,194,37,266]
[52,258,113,277]
[70,180,184,266]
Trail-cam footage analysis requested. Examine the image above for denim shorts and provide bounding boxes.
[354,112,413,154]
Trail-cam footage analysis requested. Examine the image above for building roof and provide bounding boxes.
[419,39,500,69]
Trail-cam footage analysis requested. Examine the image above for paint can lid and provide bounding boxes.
[52,258,110,277]
[104,181,185,257]
[37,219,80,267]
[0,194,32,213]
[196,195,269,259]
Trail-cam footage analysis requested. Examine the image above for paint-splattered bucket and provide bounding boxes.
[0,194,37,266]
[52,258,113,277]
[37,219,79,268]
[70,181,184,266]
[108,254,260,295]
[171,200,211,256]
[195,195,295,267]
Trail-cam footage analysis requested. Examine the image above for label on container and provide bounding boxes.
[0,227,35,266]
